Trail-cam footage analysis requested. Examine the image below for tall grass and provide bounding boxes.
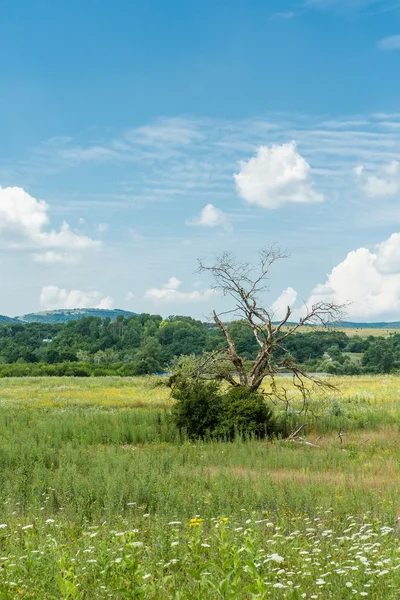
[0,376,399,597]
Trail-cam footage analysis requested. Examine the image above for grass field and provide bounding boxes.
[0,376,400,598]
[286,326,399,337]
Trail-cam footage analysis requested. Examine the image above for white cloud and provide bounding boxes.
[128,117,203,147]
[0,185,48,236]
[306,0,393,11]
[271,287,298,320]
[96,223,109,233]
[0,186,100,258]
[272,11,296,19]
[302,232,400,320]
[145,278,215,304]
[234,142,324,209]
[354,161,400,197]
[164,277,182,290]
[377,35,400,51]
[187,204,230,229]
[125,292,136,301]
[40,285,114,310]
[32,251,78,264]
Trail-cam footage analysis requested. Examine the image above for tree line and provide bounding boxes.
[0,313,397,376]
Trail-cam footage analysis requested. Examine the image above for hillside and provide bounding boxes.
[0,315,18,324]
[16,308,137,324]
[334,321,400,329]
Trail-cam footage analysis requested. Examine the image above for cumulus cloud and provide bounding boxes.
[354,161,400,197]
[125,292,136,302]
[40,286,114,310]
[0,186,100,259]
[145,278,215,304]
[301,232,400,320]
[271,287,298,320]
[186,204,230,229]
[234,142,324,209]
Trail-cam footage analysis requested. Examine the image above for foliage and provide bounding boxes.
[172,378,224,438]
[215,386,278,440]
[171,370,278,440]
[1,312,400,376]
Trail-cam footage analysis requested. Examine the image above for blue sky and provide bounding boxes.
[1,0,400,320]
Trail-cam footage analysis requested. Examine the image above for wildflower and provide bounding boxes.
[0,524,7,529]
[269,553,284,563]
[171,542,179,547]
[45,519,55,524]
[346,582,353,588]
[142,573,151,580]
[273,583,287,588]
[189,517,203,528]
[219,516,228,523]
[22,525,33,530]
[168,521,182,526]
[201,543,211,548]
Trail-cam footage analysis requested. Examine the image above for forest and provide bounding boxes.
[0,313,397,376]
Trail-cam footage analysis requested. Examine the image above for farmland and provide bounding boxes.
[0,376,400,598]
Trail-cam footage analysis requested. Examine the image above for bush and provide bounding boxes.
[172,378,223,439]
[216,386,277,440]
[172,379,278,440]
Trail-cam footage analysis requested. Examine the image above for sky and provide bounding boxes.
[1,0,400,321]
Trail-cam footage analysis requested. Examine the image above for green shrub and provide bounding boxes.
[172,379,278,440]
[172,378,224,439]
[215,386,277,440]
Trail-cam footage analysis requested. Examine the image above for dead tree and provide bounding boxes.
[198,247,346,412]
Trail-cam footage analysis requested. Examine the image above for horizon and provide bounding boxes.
[2,1,400,321]
[3,306,400,328]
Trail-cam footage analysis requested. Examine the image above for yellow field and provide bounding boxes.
[1,374,400,410]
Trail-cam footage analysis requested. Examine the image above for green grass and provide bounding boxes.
[0,376,400,598]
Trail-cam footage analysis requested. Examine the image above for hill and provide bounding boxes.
[0,315,18,324]
[333,321,400,329]
[16,308,137,324]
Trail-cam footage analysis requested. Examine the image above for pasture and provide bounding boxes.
[0,376,399,598]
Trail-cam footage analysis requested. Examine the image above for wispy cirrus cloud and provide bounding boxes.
[8,112,400,222]
[377,35,400,50]
[305,0,399,11]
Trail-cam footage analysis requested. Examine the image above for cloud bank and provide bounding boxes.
[296,233,400,321]
[40,286,114,310]
[145,277,215,304]
[355,161,400,197]
[0,186,100,262]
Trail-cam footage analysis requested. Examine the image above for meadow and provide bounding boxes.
[0,376,400,598]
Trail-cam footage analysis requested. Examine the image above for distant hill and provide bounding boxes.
[330,321,400,330]
[0,315,18,324]
[15,308,137,324]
